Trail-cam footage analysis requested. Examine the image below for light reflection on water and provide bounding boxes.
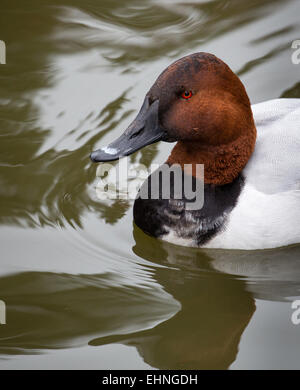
[0,0,300,369]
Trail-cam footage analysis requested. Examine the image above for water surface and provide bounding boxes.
[1,0,300,369]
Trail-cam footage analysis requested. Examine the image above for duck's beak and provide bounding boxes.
[90,97,165,162]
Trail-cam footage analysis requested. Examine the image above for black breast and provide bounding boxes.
[133,167,244,246]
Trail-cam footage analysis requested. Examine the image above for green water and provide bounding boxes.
[1,0,300,369]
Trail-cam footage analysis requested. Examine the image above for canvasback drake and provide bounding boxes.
[91,52,300,250]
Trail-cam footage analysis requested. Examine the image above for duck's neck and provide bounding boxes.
[167,128,257,185]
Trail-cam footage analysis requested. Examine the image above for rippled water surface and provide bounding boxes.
[1,0,300,369]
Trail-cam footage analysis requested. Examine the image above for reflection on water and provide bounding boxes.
[1,0,300,369]
[281,81,300,98]
[92,228,257,369]
[0,269,179,356]
[1,227,300,369]
[91,228,300,369]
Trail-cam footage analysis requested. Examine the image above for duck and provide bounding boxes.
[90,52,300,250]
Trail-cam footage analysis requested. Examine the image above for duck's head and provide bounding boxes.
[91,52,256,185]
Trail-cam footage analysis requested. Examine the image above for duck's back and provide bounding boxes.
[245,98,300,193]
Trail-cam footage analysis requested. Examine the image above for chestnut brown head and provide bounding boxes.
[147,52,254,145]
[90,52,256,184]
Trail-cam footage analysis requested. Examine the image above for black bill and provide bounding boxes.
[90,97,166,162]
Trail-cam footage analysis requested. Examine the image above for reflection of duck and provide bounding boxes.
[91,52,300,249]
[90,227,300,369]
[132,226,300,302]
[1,229,300,368]
[90,226,256,369]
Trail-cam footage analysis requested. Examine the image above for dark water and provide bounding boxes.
[1,0,300,369]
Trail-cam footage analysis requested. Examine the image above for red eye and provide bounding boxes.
[181,90,192,99]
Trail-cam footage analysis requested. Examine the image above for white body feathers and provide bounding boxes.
[206,99,300,249]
